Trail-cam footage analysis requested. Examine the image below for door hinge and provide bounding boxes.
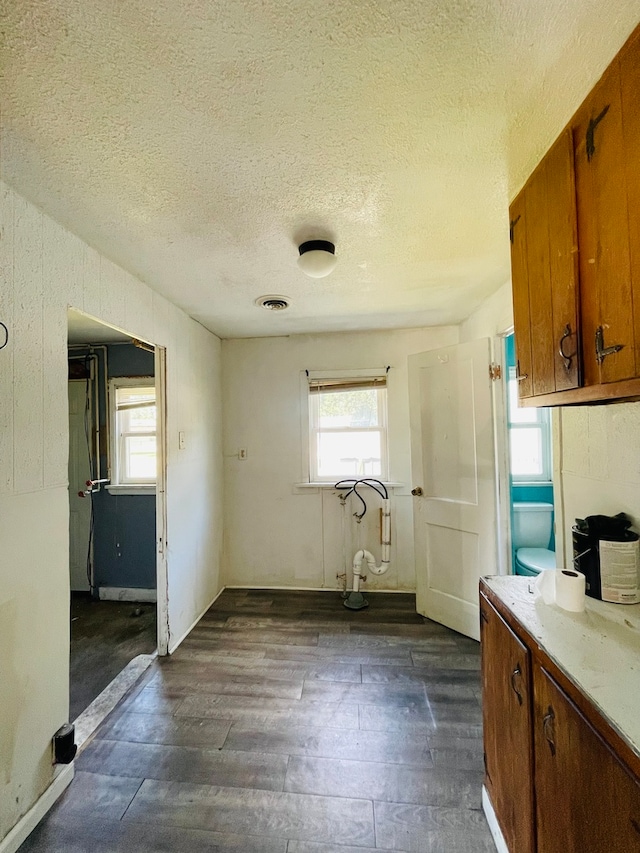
[489,363,502,381]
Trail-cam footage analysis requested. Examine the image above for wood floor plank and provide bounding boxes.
[374,801,496,852]
[97,709,232,747]
[358,700,483,733]
[176,694,360,729]
[77,739,289,791]
[18,818,289,853]
[148,670,304,700]
[224,722,433,766]
[124,779,376,846]
[284,755,482,808]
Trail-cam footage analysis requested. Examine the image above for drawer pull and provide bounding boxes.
[515,360,529,382]
[559,324,576,371]
[595,326,623,365]
[510,665,523,706]
[542,706,556,757]
[631,818,640,837]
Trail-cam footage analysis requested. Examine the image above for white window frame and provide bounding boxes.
[107,376,157,494]
[507,366,552,483]
[305,369,389,484]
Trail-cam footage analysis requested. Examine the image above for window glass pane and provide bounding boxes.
[508,378,538,424]
[125,435,156,480]
[317,388,380,428]
[510,427,543,477]
[127,404,156,432]
[316,431,382,478]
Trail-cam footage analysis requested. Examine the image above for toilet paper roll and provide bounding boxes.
[534,569,586,612]
[556,569,586,612]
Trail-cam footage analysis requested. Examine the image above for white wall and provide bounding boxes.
[222,327,458,591]
[556,404,640,567]
[0,181,223,842]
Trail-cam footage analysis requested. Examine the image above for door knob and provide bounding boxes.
[411,487,423,496]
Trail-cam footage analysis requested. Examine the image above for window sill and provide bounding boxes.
[105,485,156,496]
[294,481,405,494]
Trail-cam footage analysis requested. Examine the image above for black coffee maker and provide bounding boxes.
[572,513,637,599]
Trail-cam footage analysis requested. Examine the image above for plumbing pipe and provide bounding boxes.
[350,498,391,588]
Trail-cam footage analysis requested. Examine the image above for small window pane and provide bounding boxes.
[510,427,543,477]
[317,389,379,428]
[508,379,538,424]
[125,435,156,480]
[316,431,382,478]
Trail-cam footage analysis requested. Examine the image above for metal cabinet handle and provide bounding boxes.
[559,324,576,371]
[595,326,623,365]
[542,706,556,756]
[515,360,529,382]
[510,665,523,706]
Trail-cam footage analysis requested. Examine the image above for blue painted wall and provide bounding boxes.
[71,343,157,591]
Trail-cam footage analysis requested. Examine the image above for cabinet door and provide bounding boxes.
[534,665,640,853]
[480,596,535,853]
[510,131,580,399]
[620,27,640,388]
[574,56,637,385]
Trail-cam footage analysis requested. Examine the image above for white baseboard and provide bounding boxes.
[168,586,226,655]
[482,785,509,853]
[99,586,157,602]
[224,585,413,593]
[0,764,74,853]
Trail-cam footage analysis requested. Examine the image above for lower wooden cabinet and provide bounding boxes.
[480,595,535,853]
[480,586,640,852]
[534,665,640,853]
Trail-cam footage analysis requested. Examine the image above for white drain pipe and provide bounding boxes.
[351,498,391,592]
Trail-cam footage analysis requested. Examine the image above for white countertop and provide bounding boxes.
[483,575,640,759]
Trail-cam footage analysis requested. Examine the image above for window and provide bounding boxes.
[110,378,157,487]
[308,374,388,482]
[507,367,551,481]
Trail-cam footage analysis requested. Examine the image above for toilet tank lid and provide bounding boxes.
[517,547,557,571]
[513,502,554,512]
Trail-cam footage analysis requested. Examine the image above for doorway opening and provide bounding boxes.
[67,309,165,724]
[502,333,556,578]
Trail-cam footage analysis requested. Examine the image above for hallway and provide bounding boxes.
[20,590,492,852]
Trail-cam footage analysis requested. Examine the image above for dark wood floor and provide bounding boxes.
[21,590,493,852]
[69,593,157,721]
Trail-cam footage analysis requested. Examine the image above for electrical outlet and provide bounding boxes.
[238,448,247,460]
[178,431,186,450]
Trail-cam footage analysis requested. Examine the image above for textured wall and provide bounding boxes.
[221,326,458,591]
[557,404,640,566]
[0,181,223,841]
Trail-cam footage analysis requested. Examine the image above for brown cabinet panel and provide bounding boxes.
[574,59,636,385]
[480,595,535,853]
[620,27,640,388]
[510,131,579,400]
[525,158,556,397]
[534,665,640,853]
[546,132,580,392]
[510,193,534,398]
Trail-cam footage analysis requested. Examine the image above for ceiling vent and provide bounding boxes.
[255,295,290,311]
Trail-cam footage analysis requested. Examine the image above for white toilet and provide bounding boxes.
[513,502,556,577]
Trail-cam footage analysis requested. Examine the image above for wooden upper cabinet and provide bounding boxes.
[480,595,535,853]
[573,44,637,386]
[510,130,580,399]
[533,665,640,853]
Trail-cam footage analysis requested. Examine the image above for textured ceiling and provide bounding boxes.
[2,1,639,338]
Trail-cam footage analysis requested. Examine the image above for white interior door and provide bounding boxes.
[68,380,91,592]
[409,338,498,640]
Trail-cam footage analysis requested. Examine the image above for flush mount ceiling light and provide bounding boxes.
[255,294,290,311]
[297,240,337,278]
